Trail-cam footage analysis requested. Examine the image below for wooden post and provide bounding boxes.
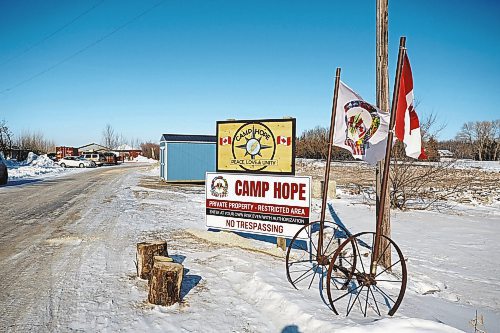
[276,116,294,251]
[376,0,392,268]
[148,258,184,306]
[136,241,169,279]
[276,237,286,251]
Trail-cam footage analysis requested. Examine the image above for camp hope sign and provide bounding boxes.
[205,172,311,238]
[216,118,296,175]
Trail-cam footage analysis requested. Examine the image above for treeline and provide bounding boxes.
[102,124,159,160]
[296,119,499,161]
[0,120,161,160]
[1,120,55,156]
[296,126,353,161]
[441,120,500,161]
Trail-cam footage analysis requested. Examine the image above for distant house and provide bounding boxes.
[437,149,454,159]
[78,143,110,155]
[113,144,142,161]
[4,145,30,161]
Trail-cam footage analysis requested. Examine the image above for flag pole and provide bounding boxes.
[317,67,341,262]
[371,36,406,275]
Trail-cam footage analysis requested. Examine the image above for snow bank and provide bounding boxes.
[132,155,157,163]
[332,318,464,332]
[6,152,84,180]
[25,152,56,167]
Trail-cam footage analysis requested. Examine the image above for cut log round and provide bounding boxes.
[148,259,184,306]
[136,241,169,279]
[154,255,173,263]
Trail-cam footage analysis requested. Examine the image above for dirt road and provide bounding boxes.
[0,165,147,332]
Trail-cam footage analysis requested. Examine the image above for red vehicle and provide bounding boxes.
[56,146,78,160]
[103,152,118,165]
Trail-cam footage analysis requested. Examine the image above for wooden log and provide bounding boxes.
[153,255,173,263]
[148,259,184,306]
[136,241,169,279]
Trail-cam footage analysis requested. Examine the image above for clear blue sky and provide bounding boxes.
[1,0,499,147]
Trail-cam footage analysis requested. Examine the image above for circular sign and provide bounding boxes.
[232,122,276,172]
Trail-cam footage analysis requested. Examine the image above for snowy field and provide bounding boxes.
[125,167,498,333]
[1,158,498,332]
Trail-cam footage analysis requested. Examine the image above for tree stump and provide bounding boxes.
[136,241,169,279]
[148,258,184,306]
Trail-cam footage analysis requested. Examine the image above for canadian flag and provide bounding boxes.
[277,136,291,146]
[394,53,427,159]
[219,136,232,145]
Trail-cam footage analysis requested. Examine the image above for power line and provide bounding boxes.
[0,0,105,67]
[0,0,166,95]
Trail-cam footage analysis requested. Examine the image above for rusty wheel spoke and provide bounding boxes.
[375,259,402,278]
[286,221,353,291]
[331,284,363,303]
[346,286,363,316]
[291,265,316,285]
[369,286,381,316]
[373,284,397,306]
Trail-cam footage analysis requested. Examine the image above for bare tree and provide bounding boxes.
[16,130,55,155]
[102,124,119,149]
[296,126,352,160]
[456,120,499,161]
[388,112,458,210]
[491,119,500,161]
[389,144,468,210]
[0,119,14,156]
[140,142,159,160]
[129,137,141,150]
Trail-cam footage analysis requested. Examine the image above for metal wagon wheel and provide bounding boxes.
[286,220,356,291]
[326,231,407,317]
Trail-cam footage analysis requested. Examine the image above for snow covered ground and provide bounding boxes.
[113,167,498,332]
[3,152,158,184]
[2,160,498,332]
[4,153,91,182]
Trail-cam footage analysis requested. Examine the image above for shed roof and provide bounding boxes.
[438,149,454,157]
[160,134,216,143]
[115,144,141,151]
[78,143,110,151]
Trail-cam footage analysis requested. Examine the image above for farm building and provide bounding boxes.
[160,134,216,182]
[78,143,109,154]
[438,149,454,158]
[113,144,142,161]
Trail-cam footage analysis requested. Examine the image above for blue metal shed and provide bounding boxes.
[159,134,216,182]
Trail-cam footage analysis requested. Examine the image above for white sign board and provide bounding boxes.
[205,172,311,238]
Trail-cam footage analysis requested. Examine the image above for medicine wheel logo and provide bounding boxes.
[232,122,276,172]
[210,176,228,197]
[343,100,381,156]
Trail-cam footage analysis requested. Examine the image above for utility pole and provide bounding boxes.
[376,0,391,267]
